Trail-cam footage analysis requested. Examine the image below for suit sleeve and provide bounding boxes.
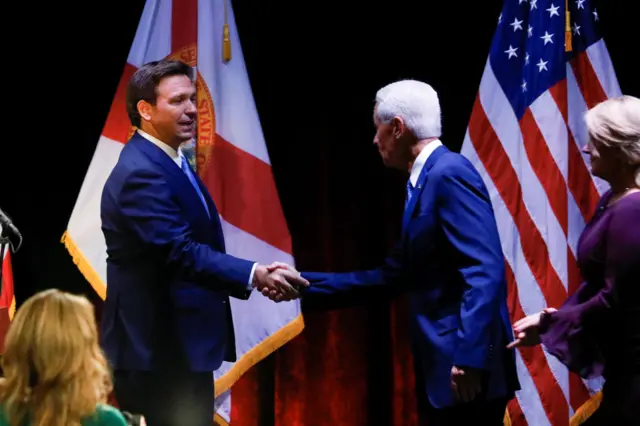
[301,239,407,297]
[436,159,506,370]
[116,167,255,294]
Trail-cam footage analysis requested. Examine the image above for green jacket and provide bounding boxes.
[0,403,127,426]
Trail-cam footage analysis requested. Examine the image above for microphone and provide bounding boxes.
[0,207,22,253]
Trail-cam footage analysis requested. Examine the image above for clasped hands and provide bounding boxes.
[252,262,308,302]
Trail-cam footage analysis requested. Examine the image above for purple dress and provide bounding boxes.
[538,190,640,421]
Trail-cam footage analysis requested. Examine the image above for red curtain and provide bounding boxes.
[230,303,419,426]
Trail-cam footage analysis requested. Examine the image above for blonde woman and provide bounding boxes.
[509,95,640,424]
[0,289,127,426]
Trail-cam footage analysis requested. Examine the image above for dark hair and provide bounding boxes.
[126,59,194,127]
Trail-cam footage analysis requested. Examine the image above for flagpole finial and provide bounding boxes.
[565,0,572,52]
[222,0,232,62]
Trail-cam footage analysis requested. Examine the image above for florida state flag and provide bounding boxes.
[62,1,303,423]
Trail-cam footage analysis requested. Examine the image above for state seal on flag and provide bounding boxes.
[169,45,216,178]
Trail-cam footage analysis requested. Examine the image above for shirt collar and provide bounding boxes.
[137,129,179,160]
[409,139,443,187]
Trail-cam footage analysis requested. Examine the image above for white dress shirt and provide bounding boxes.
[409,139,443,187]
[137,129,257,290]
[137,129,182,166]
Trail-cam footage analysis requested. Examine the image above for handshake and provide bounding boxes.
[252,262,309,302]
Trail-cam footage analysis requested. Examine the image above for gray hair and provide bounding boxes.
[374,79,442,139]
[585,95,640,186]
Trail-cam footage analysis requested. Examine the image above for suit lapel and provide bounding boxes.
[401,145,449,233]
[131,134,218,226]
[131,133,190,186]
[192,170,226,251]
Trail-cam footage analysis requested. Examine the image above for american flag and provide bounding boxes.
[460,1,621,425]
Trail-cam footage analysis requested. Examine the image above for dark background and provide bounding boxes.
[2,0,639,424]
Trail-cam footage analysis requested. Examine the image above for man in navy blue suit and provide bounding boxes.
[269,80,519,425]
[99,59,308,426]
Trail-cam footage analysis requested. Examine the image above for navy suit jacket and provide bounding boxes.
[302,145,519,408]
[100,132,255,373]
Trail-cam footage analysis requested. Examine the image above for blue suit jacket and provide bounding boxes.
[302,145,519,408]
[100,132,255,373]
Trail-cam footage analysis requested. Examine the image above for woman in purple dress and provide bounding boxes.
[508,95,640,424]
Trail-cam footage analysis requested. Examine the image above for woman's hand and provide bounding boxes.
[507,308,557,349]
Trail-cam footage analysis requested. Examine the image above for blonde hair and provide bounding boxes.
[584,95,640,186]
[0,289,112,426]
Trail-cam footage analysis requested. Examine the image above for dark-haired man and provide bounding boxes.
[99,59,307,426]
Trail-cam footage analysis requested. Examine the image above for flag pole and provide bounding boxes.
[565,0,572,52]
[223,0,232,62]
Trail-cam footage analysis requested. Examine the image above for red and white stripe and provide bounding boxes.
[64,0,302,423]
[0,245,15,355]
[460,39,620,426]
[1,247,14,313]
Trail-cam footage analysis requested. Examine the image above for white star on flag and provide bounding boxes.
[541,31,554,44]
[505,45,518,58]
[547,3,559,17]
[573,22,581,35]
[530,0,538,10]
[528,25,533,37]
[537,58,548,71]
[593,9,599,21]
[511,17,524,31]
[525,52,530,64]
[576,0,585,10]
[521,80,527,92]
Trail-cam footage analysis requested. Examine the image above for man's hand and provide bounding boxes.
[507,307,557,349]
[265,262,297,272]
[451,365,482,403]
[253,263,309,302]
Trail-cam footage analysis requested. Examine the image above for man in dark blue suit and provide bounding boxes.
[100,59,308,426]
[269,80,519,425]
